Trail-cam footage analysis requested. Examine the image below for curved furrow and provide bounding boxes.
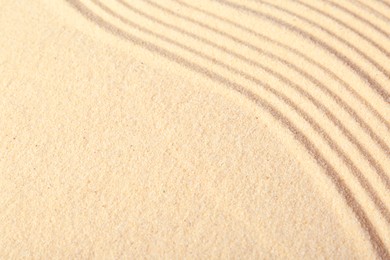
[284,0,390,52]
[212,0,390,102]
[251,0,390,92]
[148,0,390,146]
[62,0,390,257]
[171,0,390,135]
[243,0,390,91]
[314,0,390,38]
[350,0,390,24]
[89,0,390,226]
[113,0,390,189]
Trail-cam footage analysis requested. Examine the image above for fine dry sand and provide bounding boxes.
[0,0,389,258]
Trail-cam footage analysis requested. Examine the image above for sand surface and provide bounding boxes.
[0,0,389,258]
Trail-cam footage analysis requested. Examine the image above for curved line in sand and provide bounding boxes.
[245,0,390,77]
[350,0,390,24]
[119,0,390,189]
[280,0,390,51]
[211,0,390,102]
[305,0,390,38]
[151,0,390,133]
[63,0,390,258]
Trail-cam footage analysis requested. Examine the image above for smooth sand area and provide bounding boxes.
[0,0,389,258]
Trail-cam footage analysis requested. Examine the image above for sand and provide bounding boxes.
[0,0,389,258]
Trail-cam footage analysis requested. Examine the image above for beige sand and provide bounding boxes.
[0,0,389,258]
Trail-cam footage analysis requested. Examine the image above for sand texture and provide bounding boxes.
[0,0,389,259]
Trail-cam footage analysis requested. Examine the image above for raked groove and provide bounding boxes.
[62,0,390,257]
